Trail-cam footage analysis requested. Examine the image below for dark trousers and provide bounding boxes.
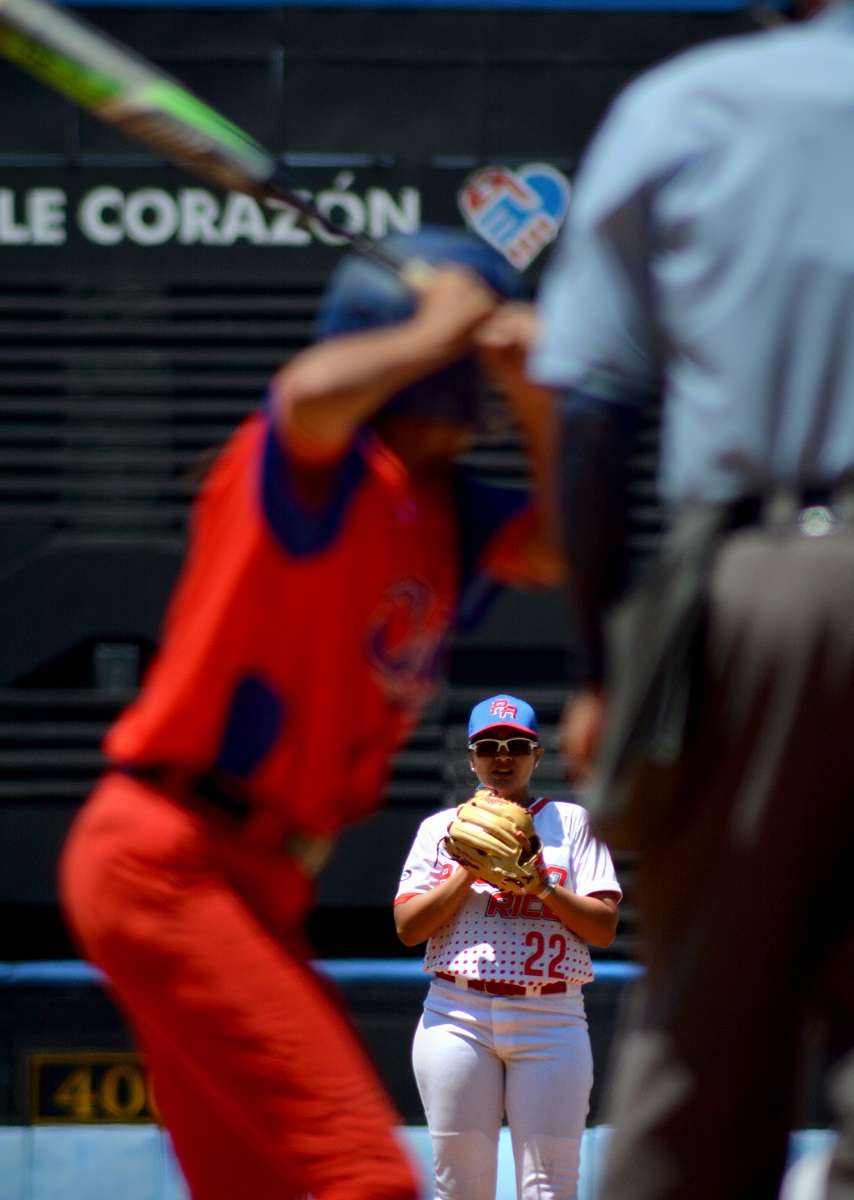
[600,523,854,1200]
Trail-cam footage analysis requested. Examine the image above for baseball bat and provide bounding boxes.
[0,0,426,282]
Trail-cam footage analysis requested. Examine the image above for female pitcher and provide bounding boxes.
[394,693,621,1200]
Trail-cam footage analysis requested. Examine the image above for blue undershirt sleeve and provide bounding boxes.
[454,469,529,630]
[259,415,366,557]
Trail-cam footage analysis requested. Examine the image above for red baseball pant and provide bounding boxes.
[59,772,419,1200]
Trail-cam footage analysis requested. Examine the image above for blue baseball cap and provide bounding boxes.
[315,226,522,341]
[314,226,523,424]
[468,694,539,741]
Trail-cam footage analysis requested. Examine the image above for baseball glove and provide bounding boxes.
[442,788,542,893]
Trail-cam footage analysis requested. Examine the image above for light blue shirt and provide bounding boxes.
[531,2,854,503]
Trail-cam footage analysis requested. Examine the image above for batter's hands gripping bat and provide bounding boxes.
[0,0,430,284]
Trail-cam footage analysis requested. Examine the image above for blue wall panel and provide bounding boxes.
[58,0,773,10]
[0,1126,838,1200]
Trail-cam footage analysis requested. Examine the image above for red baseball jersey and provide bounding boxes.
[106,411,532,839]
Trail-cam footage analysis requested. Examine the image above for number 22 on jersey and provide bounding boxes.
[523,930,568,978]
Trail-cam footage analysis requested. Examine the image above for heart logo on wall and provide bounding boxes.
[458,163,571,269]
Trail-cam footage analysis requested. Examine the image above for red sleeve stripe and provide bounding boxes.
[393,892,420,906]
[529,797,552,815]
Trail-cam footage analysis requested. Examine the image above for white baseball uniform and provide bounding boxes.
[395,797,621,1200]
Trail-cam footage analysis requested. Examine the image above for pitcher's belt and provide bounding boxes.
[111,762,332,876]
[435,971,569,997]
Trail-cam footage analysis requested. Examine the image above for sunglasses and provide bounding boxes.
[469,737,539,758]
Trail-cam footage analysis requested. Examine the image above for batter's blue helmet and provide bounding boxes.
[315,226,523,422]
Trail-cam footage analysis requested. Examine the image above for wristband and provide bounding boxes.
[536,879,556,900]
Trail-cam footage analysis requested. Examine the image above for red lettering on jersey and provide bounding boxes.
[524,931,569,977]
[485,891,520,918]
[481,866,570,921]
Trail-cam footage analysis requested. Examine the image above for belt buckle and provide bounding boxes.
[282,832,332,877]
[799,505,836,537]
[523,980,567,997]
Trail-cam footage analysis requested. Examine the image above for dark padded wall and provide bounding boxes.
[0,3,756,959]
[2,1,837,1141]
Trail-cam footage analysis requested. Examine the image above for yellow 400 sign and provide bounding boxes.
[28,1052,160,1123]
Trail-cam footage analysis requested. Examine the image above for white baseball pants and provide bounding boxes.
[412,979,593,1200]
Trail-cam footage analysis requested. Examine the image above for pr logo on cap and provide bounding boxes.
[468,694,538,740]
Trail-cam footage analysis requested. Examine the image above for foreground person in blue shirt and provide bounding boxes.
[530,2,854,1197]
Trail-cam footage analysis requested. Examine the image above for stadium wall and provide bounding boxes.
[0,0,755,956]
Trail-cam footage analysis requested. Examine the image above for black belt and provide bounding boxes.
[114,762,254,821]
[723,482,854,531]
[111,762,333,875]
